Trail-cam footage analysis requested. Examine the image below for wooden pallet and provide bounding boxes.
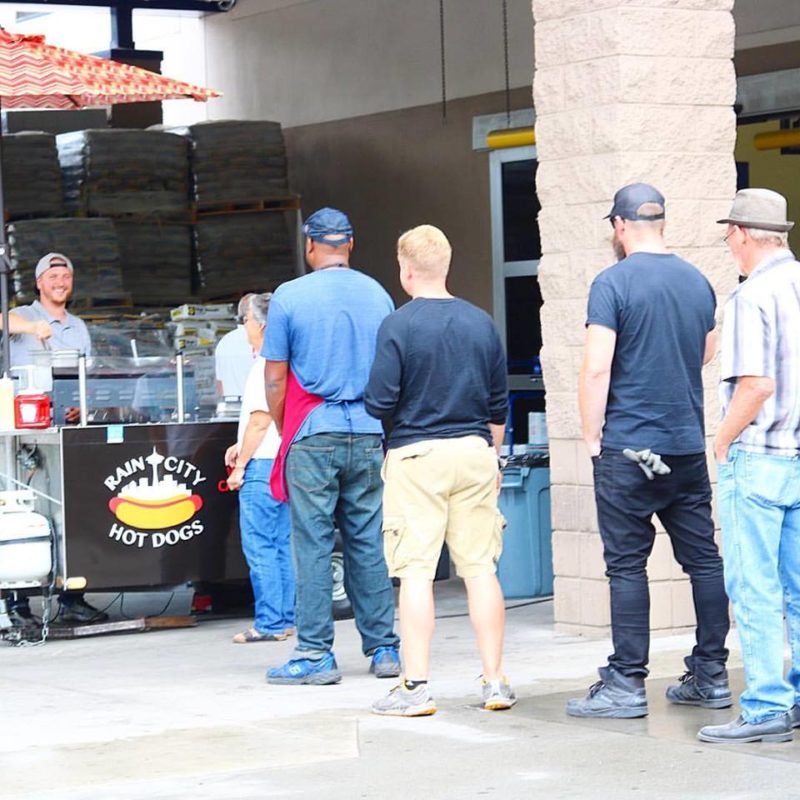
[194,195,300,218]
[47,614,196,640]
[72,208,195,224]
[69,293,134,311]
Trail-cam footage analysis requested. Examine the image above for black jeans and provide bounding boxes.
[593,450,730,680]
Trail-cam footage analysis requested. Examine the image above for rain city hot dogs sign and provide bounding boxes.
[104,447,206,549]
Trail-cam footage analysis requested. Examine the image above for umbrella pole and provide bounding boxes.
[0,95,11,376]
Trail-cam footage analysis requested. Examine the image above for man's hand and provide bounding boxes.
[584,436,602,458]
[224,444,239,468]
[713,434,730,465]
[31,320,53,343]
[226,466,244,491]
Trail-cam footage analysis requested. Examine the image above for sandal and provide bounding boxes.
[232,628,288,643]
[283,627,297,637]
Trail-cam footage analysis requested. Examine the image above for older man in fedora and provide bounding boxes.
[698,189,800,744]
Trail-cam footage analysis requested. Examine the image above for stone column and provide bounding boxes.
[532,0,738,634]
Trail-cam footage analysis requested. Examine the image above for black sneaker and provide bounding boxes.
[8,603,43,639]
[566,668,648,718]
[58,596,109,625]
[666,671,732,709]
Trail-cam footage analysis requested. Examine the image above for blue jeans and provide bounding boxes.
[286,433,399,659]
[717,446,800,723]
[594,450,729,680]
[239,459,295,634]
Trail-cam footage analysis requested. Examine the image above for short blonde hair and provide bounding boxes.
[397,225,452,278]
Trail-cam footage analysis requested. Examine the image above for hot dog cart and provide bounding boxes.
[0,353,247,641]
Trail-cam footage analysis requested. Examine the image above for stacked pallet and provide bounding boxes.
[57,129,190,219]
[114,220,193,304]
[165,120,289,208]
[7,218,124,302]
[194,212,296,298]
[1,132,64,220]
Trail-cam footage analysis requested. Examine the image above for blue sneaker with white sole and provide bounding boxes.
[267,652,342,685]
[369,646,402,678]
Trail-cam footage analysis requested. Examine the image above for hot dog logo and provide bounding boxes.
[104,448,206,549]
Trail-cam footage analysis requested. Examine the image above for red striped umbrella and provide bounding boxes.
[0,28,220,107]
[0,27,221,373]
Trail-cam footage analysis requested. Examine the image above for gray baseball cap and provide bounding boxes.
[35,252,74,280]
[717,188,794,232]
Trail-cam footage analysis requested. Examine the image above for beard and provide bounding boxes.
[611,232,626,262]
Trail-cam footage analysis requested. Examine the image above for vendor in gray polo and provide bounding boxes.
[5,251,105,626]
[9,252,91,367]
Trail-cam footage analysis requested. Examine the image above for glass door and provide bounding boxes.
[489,145,545,445]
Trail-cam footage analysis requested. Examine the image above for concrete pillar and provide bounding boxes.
[532,0,738,634]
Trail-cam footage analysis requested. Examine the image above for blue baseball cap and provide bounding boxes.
[303,207,354,245]
[605,183,665,221]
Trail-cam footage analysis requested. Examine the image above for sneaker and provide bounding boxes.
[369,645,401,679]
[666,671,732,709]
[698,714,793,744]
[482,677,517,711]
[566,668,648,718]
[266,653,342,685]
[7,604,42,639]
[371,683,437,717]
[791,704,800,729]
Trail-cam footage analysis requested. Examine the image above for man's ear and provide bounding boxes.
[348,239,354,254]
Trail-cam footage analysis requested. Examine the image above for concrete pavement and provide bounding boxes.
[1,580,799,799]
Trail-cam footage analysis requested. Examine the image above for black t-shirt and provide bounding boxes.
[365,297,508,449]
[586,252,716,455]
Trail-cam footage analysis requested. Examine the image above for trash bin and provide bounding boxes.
[497,453,553,599]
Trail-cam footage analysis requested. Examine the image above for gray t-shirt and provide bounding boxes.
[8,300,92,367]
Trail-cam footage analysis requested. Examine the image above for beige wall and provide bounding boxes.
[285,87,532,308]
[533,0,739,635]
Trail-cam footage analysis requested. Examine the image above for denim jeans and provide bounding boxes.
[593,450,730,680]
[717,446,800,723]
[286,433,399,658]
[239,458,295,634]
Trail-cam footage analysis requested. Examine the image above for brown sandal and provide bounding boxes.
[232,628,288,643]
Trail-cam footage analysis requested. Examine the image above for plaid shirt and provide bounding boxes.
[720,248,800,455]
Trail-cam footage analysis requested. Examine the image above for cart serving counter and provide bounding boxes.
[0,354,246,642]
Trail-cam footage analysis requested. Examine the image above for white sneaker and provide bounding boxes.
[482,677,517,710]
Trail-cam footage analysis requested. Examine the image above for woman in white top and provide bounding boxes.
[224,293,295,643]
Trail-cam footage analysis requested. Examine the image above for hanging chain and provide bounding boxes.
[503,0,511,127]
[439,0,447,122]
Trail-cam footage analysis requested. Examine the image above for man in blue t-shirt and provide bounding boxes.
[566,184,730,719]
[262,207,400,686]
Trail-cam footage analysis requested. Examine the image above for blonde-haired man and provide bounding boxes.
[365,224,513,716]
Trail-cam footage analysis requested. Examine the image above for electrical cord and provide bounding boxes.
[434,594,553,620]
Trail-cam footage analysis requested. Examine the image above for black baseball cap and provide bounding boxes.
[605,183,666,221]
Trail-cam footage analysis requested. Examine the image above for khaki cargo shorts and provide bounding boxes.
[381,435,505,579]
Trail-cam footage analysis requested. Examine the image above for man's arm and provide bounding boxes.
[489,423,506,455]
[364,319,402,421]
[227,410,271,490]
[265,360,288,434]
[703,329,718,365]
[578,324,617,457]
[4,312,52,342]
[714,376,774,462]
